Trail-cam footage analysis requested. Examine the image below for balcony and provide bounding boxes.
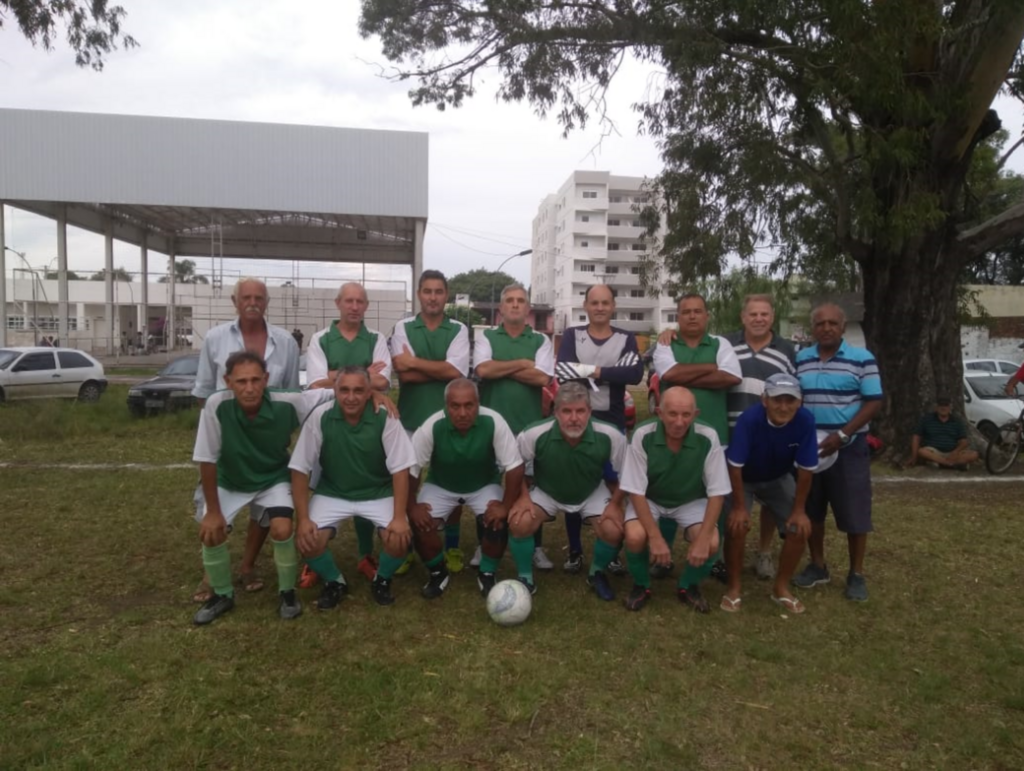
[607,224,643,238]
[576,196,608,210]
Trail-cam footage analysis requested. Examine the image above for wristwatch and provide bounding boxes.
[837,430,851,445]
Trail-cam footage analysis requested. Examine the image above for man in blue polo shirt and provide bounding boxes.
[794,303,882,602]
[723,373,818,614]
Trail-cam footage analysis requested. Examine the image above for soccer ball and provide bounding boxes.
[486,580,532,626]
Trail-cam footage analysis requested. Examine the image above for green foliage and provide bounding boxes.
[158,259,209,285]
[44,270,80,280]
[89,267,132,281]
[445,303,486,329]
[690,267,795,337]
[447,269,519,302]
[0,0,137,70]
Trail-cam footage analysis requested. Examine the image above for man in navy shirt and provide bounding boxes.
[723,373,818,613]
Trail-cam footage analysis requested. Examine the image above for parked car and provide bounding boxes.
[964,358,1020,376]
[542,378,636,430]
[126,354,199,416]
[0,346,107,403]
[963,372,1023,441]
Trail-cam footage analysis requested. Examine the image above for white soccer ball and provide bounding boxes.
[815,429,840,473]
[486,579,533,626]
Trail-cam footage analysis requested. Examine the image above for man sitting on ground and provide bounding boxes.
[907,396,979,470]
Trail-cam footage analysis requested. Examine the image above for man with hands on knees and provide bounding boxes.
[617,387,731,613]
[407,378,525,598]
[289,367,416,609]
[722,373,818,614]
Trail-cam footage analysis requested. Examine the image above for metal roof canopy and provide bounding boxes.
[0,108,428,347]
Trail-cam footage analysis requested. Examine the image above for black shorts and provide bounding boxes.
[807,434,873,534]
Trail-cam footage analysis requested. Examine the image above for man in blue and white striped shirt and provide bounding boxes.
[794,303,882,602]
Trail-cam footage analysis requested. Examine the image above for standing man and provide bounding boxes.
[794,303,882,602]
[725,294,798,580]
[192,277,300,602]
[306,282,394,583]
[474,282,555,570]
[555,285,644,573]
[906,396,979,469]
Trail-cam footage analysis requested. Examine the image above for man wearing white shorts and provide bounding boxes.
[408,378,525,598]
[290,367,415,609]
[191,350,332,626]
[508,382,627,597]
[617,386,730,613]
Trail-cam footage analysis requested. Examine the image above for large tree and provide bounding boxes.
[158,259,209,285]
[448,268,519,302]
[1,0,136,69]
[360,1,1024,451]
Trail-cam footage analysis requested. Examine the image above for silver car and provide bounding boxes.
[0,347,108,403]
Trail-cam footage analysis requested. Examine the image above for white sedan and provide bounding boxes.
[0,347,108,403]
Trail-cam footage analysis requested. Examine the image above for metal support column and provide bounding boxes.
[140,235,148,348]
[0,204,6,347]
[56,205,69,346]
[105,220,115,355]
[168,246,176,352]
[412,219,425,315]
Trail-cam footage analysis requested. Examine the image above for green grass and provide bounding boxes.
[2,390,1024,769]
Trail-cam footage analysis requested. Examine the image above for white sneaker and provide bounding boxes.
[533,547,555,570]
[755,551,776,580]
[469,546,482,568]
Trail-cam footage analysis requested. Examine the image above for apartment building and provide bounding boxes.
[530,170,677,335]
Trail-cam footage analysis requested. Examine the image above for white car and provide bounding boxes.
[964,372,1023,440]
[0,346,108,403]
[964,358,1020,376]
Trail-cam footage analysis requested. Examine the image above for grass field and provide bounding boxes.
[2,389,1024,769]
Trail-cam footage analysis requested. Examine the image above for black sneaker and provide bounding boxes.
[678,584,710,614]
[421,564,450,600]
[316,580,348,611]
[193,593,235,626]
[372,575,396,606]
[278,589,302,620]
[562,551,584,574]
[650,560,675,580]
[518,576,538,596]
[477,571,497,597]
[607,557,627,576]
[624,584,652,612]
[710,559,728,584]
[587,570,615,601]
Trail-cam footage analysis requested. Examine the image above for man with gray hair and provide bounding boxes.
[508,382,629,596]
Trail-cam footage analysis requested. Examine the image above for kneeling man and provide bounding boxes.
[290,367,415,609]
[409,378,525,598]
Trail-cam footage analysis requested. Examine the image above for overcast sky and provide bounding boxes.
[1,2,1021,294]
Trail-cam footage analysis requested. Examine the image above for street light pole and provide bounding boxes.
[490,249,533,326]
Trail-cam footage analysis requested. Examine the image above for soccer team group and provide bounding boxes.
[188,270,882,626]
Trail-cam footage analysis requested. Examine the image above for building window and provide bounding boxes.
[579,264,596,273]
[667,313,677,323]
[582,191,598,199]
[5,315,24,330]
[631,244,645,251]
[630,289,644,298]
[609,196,623,203]
[580,240,589,248]
[608,218,620,226]
[608,243,620,251]
[629,312,645,321]
[580,214,590,223]
[605,266,619,274]
[630,267,641,274]
[578,314,587,322]
[631,220,641,227]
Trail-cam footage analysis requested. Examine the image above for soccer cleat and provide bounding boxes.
[710,559,728,584]
[357,554,378,582]
[793,563,831,589]
[624,584,652,612]
[517,577,538,596]
[316,580,348,611]
[469,546,482,568]
[446,547,465,574]
[755,552,776,580]
[297,564,319,589]
[278,589,302,620]
[372,575,396,606]
[533,547,555,570]
[477,571,497,597]
[563,551,584,574]
[587,571,615,601]
[394,552,414,576]
[192,593,235,626]
[845,572,868,602]
[607,557,627,576]
[421,564,451,600]
[677,584,710,614]
[650,560,675,580]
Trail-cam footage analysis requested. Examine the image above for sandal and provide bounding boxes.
[771,594,806,614]
[192,579,213,604]
[237,570,265,593]
[719,595,742,613]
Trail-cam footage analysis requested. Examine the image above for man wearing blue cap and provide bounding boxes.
[722,373,819,613]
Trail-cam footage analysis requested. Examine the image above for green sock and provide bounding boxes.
[509,535,535,581]
[479,553,500,573]
[659,517,678,547]
[272,535,299,592]
[425,552,444,570]
[679,555,716,589]
[589,539,619,576]
[306,551,342,585]
[354,517,376,560]
[202,542,234,598]
[378,552,407,579]
[626,549,650,588]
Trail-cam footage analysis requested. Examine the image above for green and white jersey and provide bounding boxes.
[411,406,523,494]
[619,418,731,508]
[517,417,627,505]
[390,315,471,431]
[289,400,415,502]
[474,324,554,434]
[193,388,333,493]
[305,322,392,384]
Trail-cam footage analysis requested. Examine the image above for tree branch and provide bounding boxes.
[957,202,1024,259]
[996,135,1024,172]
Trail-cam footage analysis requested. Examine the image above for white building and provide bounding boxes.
[531,170,677,334]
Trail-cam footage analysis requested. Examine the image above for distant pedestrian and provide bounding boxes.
[292,327,304,351]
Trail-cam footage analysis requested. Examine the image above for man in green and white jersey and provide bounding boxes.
[409,378,525,598]
[508,382,628,597]
[472,282,554,570]
[191,351,333,626]
[290,367,415,608]
[618,387,731,613]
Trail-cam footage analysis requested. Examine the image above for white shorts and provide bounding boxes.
[625,498,707,533]
[418,483,504,524]
[194,482,293,528]
[309,494,395,532]
[530,482,612,521]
